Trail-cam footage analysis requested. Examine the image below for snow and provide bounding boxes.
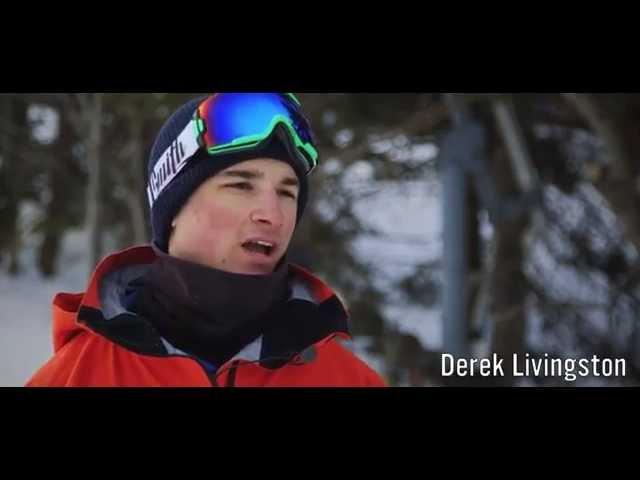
[0,223,90,386]
[1,273,57,386]
[350,175,444,351]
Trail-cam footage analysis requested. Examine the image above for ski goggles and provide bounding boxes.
[147,93,319,208]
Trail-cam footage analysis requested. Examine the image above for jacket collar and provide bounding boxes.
[51,245,351,362]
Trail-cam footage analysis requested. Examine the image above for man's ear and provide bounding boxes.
[167,218,177,247]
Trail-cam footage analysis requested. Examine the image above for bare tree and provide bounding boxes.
[0,94,20,274]
[66,93,104,272]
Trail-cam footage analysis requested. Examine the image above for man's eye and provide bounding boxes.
[228,182,252,191]
[279,190,297,200]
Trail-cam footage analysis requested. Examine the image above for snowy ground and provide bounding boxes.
[0,229,90,386]
[1,272,61,386]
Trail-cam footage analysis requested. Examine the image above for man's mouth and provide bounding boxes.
[241,240,276,257]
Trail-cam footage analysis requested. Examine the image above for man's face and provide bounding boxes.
[168,158,300,275]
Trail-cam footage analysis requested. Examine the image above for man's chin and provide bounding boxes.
[231,250,285,275]
[170,255,274,276]
[237,264,277,276]
[228,257,278,276]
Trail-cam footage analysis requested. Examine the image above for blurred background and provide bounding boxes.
[0,93,639,387]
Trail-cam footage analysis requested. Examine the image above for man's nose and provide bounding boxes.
[249,192,284,228]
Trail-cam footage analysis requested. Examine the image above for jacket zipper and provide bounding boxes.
[203,336,341,387]
[226,360,241,387]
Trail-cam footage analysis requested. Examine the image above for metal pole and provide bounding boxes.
[441,94,469,357]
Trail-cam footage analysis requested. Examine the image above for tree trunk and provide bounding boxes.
[127,118,148,245]
[37,101,76,277]
[83,94,104,271]
[481,98,539,385]
[486,145,531,385]
[0,94,21,275]
[466,185,484,346]
[488,212,530,385]
[109,104,149,247]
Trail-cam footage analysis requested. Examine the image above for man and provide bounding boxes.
[27,93,386,387]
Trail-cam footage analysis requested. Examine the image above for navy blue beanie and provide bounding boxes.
[147,96,310,252]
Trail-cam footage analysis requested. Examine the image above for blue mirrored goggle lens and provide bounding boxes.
[198,93,317,162]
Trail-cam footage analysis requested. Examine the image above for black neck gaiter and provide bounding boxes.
[135,249,290,367]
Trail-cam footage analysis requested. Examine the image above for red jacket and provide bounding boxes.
[26,246,386,387]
